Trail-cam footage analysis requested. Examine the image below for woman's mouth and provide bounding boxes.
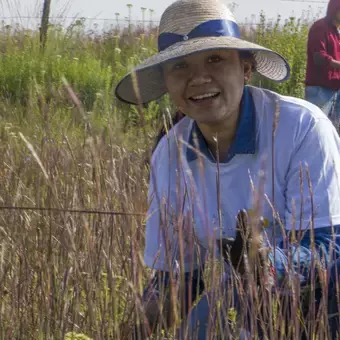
[189,92,220,103]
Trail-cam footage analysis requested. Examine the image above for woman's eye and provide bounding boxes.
[172,62,187,70]
[208,55,222,63]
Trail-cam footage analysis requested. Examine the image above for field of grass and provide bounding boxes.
[0,10,338,340]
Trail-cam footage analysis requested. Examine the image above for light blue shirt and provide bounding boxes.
[144,85,340,275]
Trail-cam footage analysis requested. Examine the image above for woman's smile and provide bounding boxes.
[188,91,221,108]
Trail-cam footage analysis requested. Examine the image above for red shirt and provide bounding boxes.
[305,0,340,90]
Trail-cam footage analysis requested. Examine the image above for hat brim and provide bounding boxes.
[115,36,291,105]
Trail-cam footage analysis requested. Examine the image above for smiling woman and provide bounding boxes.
[115,0,340,339]
[162,49,254,161]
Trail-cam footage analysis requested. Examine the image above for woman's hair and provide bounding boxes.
[239,50,257,72]
[151,50,256,155]
[151,110,185,155]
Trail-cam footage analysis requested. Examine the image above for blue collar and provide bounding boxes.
[186,86,256,163]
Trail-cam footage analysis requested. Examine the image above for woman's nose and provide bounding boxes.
[188,66,212,86]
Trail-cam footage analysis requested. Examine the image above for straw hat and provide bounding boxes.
[115,0,290,105]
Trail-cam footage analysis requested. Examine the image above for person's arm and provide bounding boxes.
[269,116,340,288]
[270,227,340,289]
[308,25,340,67]
[329,59,340,69]
[140,138,205,335]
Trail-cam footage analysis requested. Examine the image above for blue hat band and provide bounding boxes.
[158,19,241,52]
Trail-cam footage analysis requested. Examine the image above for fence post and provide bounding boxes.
[40,0,52,52]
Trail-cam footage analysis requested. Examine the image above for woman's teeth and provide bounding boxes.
[190,92,219,101]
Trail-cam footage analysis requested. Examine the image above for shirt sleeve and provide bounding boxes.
[284,117,340,230]
[308,24,333,66]
[144,141,205,273]
[271,114,340,289]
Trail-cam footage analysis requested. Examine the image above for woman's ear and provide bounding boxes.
[244,61,253,83]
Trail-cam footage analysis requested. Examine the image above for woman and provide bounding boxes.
[115,0,340,338]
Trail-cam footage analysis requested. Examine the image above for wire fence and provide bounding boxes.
[0,13,321,33]
[0,205,144,217]
[0,16,152,33]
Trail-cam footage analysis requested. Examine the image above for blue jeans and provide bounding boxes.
[179,287,248,339]
[180,260,340,339]
[304,86,340,125]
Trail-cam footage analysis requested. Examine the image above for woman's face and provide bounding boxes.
[162,49,252,126]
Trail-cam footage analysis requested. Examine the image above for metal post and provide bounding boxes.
[40,0,52,52]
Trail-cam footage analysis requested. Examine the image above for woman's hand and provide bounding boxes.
[217,210,274,286]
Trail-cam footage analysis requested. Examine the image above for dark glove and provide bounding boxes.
[217,209,274,286]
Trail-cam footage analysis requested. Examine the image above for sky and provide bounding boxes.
[1,0,329,28]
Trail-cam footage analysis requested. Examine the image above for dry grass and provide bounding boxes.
[0,121,152,339]
[0,11,339,340]
[1,103,339,339]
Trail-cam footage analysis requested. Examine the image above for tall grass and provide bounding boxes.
[0,13,310,137]
[0,11,338,340]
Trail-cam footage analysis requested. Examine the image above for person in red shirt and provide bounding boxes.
[305,0,340,127]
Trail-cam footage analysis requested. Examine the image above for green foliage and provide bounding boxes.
[0,14,313,138]
[250,12,309,98]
